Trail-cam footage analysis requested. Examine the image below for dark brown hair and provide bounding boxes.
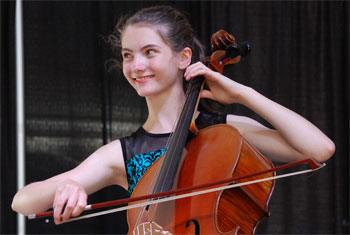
[107,5,204,70]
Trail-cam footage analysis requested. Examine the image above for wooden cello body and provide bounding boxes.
[128,124,275,234]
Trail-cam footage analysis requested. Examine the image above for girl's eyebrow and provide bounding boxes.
[122,44,161,52]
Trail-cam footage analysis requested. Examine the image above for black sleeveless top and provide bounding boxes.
[120,111,227,195]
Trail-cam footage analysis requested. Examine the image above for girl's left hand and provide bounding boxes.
[184,62,247,105]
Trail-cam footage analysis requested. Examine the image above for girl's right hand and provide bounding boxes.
[52,180,87,224]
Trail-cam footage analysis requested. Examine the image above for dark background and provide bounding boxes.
[1,1,348,234]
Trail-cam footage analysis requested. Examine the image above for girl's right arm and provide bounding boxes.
[11,139,128,224]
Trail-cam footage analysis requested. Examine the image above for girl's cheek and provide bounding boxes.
[123,65,131,79]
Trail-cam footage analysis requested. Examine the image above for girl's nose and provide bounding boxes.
[132,56,146,73]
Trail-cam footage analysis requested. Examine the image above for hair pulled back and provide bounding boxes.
[107,5,205,70]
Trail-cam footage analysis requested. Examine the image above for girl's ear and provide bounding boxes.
[178,47,192,70]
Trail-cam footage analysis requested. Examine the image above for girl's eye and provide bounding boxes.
[146,49,156,56]
[122,53,132,59]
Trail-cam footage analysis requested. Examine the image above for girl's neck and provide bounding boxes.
[143,87,186,134]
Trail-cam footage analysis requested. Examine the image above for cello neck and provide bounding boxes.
[152,76,204,194]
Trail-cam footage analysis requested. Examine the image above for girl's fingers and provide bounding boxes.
[200,89,214,100]
[53,186,67,224]
[71,194,87,217]
[61,190,79,221]
[53,197,67,224]
[52,182,87,223]
[53,204,64,224]
[184,62,204,78]
[185,64,212,81]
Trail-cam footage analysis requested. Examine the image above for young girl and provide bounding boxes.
[12,5,335,227]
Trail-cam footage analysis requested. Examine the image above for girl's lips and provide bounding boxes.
[134,75,155,83]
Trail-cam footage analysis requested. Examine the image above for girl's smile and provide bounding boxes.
[134,74,155,83]
[121,25,184,97]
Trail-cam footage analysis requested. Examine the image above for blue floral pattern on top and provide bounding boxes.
[126,148,167,195]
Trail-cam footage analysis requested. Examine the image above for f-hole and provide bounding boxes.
[185,219,200,235]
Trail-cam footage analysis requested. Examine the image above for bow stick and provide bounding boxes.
[28,158,324,222]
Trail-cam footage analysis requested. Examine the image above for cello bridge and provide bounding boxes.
[133,222,173,235]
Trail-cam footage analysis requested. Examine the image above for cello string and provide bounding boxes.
[59,165,324,224]
[154,76,201,192]
[133,75,199,230]
[139,76,200,228]
[132,78,197,226]
[151,75,199,190]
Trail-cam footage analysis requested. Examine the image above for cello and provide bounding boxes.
[127,30,275,234]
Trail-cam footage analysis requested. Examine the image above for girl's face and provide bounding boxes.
[121,24,186,98]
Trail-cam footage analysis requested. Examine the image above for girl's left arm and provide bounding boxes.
[184,62,335,163]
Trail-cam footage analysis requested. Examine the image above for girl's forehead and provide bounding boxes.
[121,24,167,48]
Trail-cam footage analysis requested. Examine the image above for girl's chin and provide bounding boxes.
[135,89,155,97]
[136,88,164,98]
